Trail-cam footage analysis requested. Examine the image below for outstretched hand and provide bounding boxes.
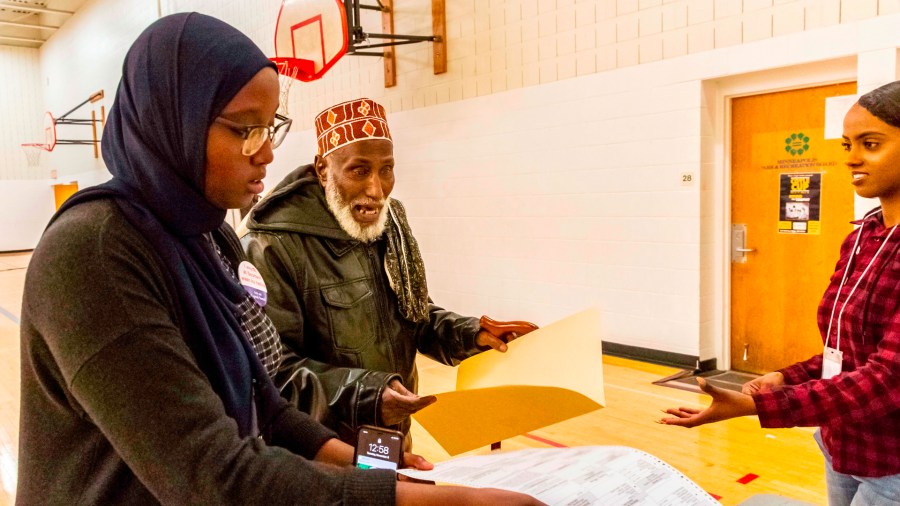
[476,315,539,352]
[380,379,437,427]
[741,371,784,395]
[658,378,758,428]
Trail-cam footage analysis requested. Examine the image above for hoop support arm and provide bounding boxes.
[345,0,447,85]
[56,89,103,121]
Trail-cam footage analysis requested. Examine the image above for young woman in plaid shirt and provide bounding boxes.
[661,80,900,505]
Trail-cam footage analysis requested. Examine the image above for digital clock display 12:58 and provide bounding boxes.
[354,425,403,470]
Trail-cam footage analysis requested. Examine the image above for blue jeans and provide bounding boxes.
[815,429,900,505]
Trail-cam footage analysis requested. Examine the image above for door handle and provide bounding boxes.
[732,224,755,263]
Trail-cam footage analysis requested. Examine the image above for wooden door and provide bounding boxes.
[730,82,856,374]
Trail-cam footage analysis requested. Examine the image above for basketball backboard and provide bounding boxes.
[43,111,57,151]
[272,0,348,82]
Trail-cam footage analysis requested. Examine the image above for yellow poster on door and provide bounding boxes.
[750,128,844,235]
[778,173,822,235]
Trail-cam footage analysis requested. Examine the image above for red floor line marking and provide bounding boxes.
[710,493,722,500]
[522,433,568,448]
[737,473,759,484]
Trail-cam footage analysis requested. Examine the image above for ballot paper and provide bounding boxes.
[412,308,605,455]
[398,446,718,506]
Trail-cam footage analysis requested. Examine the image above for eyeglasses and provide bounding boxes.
[214,113,293,156]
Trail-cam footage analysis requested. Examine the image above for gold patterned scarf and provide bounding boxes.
[383,200,430,323]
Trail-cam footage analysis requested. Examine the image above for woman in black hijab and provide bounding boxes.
[16,12,540,506]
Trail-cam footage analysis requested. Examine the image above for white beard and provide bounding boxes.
[324,176,390,243]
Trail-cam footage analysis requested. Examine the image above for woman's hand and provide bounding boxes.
[741,371,784,395]
[396,482,546,505]
[314,437,434,470]
[658,378,757,428]
[401,451,434,470]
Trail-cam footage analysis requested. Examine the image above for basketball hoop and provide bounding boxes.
[21,143,46,167]
[272,0,347,82]
[270,0,349,115]
[274,60,300,114]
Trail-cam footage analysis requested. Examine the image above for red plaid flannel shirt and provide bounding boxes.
[753,209,900,477]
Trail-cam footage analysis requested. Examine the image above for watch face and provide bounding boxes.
[355,427,403,470]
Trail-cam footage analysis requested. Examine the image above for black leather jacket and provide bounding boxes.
[241,166,482,442]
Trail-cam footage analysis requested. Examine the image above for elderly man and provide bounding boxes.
[242,98,536,444]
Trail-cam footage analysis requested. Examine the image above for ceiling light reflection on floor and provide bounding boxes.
[1,445,17,500]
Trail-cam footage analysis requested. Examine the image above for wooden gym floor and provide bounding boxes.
[0,252,826,505]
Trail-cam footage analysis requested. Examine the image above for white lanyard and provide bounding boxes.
[822,218,897,378]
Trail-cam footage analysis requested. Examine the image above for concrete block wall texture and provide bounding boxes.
[34,0,159,183]
[382,79,704,347]
[162,0,895,131]
[1,0,899,363]
[0,47,43,180]
[3,0,894,178]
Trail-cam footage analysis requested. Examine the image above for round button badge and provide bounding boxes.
[238,261,268,307]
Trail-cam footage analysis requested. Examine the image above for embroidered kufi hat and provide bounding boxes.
[315,98,392,157]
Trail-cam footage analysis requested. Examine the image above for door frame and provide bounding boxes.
[705,57,857,371]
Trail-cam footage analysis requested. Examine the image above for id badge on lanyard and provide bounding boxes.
[823,220,897,381]
[822,346,843,380]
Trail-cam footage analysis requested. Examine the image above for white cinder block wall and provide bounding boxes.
[0,46,43,179]
[388,76,706,357]
[3,0,900,366]
[166,0,900,131]
[0,0,157,250]
[38,0,159,186]
[0,47,53,251]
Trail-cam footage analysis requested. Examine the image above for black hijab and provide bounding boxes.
[52,12,280,437]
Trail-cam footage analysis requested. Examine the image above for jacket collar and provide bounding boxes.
[851,206,883,227]
[245,165,349,239]
[244,164,367,256]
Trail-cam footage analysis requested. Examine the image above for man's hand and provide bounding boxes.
[741,371,785,395]
[476,315,539,352]
[658,378,758,428]
[381,379,437,426]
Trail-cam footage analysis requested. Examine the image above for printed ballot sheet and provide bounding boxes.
[412,308,605,455]
[398,446,718,506]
